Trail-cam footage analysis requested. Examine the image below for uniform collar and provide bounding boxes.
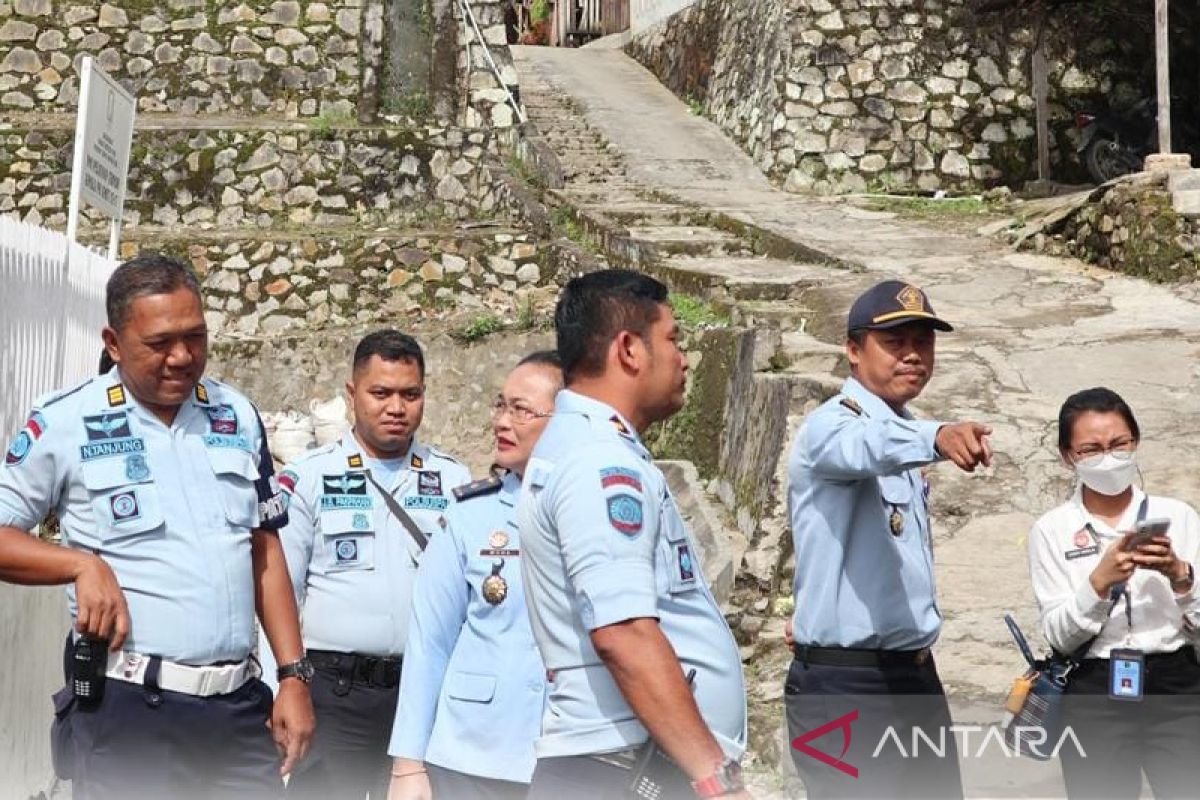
[341,431,427,471]
[499,470,521,507]
[102,367,209,429]
[555,389,647,455]
[841,376,914,420]
[1071,484,1147,536]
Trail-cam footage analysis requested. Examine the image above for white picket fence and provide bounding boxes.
[0,214,115,440]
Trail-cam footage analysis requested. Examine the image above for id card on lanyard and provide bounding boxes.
[1093,497,1149,702]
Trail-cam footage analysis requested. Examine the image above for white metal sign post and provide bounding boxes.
[66,56,136,260]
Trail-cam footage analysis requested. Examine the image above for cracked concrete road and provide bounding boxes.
[514,45,1200,796]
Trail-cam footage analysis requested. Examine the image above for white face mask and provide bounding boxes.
[1074,452,1137,496]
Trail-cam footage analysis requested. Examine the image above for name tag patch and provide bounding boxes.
[110,491,141,522]
[404,496,448,511]
[1065,546,1100,560]
[80,437,145,462]
[607,493,643,537]
[202,433,251,451]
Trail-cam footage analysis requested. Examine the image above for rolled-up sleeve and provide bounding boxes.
[548,447,659,631]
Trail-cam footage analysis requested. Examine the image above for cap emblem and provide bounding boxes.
[896,285,925,312]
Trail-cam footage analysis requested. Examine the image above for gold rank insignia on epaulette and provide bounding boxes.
[610,415,633,437]
[452,475,503,502]
[347,454,364,468]
[106,384,126,407]
[194,383,210,404]
[411,454,424,469]
[839,397,864,417]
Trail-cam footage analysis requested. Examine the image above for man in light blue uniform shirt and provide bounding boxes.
[0,254,314,798]
[278,330,470,800]
[785,280,992,799]
[519,270,748,800]
[389,351,563,800]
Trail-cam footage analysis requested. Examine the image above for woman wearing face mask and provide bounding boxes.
[386,351,563,800]
[1028,387,1200,799]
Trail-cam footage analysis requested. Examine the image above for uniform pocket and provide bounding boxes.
[322,530,376,572]
[205,448,261,529]
[446,671,497,703]
[80,460,164,541]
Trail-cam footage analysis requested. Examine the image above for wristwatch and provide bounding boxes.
[277,657,315,684]
[691,758,743,798]
[1171,562,1195,590]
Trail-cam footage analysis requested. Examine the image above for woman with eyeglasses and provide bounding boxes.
[1027,387,1200,798]
[386,351,562,800]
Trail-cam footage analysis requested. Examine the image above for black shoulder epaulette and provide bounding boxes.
[839,397,864,417]
[452,475,503,502]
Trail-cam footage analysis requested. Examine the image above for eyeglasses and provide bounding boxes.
[490,397,552,424]
[1072,437,1136,462]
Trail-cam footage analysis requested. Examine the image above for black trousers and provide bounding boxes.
[527,752,694,800]
[50,676,282,800]
[285,663,399,800]
[428,763,529,800]
[1059,647,1200,799]
[784,655,963,800]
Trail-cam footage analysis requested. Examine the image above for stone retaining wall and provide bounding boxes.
[115,228,554,335]
[0,0,374,117]
[0,124,509,228]
[627,0,1143,192]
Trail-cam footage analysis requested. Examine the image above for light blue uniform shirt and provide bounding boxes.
[0,368,286,665]
[787,376,945,650]
[278,432,471,657]
[518,390,747,760]
[389,471,546,783]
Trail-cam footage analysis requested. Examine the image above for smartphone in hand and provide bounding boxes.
[1122,518,1171,551]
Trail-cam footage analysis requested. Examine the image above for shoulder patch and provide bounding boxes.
[452,475,503,502]
[347,453,364,469]
[839,397,864,417]
[107,384,127,407]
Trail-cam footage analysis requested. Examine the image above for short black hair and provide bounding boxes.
[554,269,669,383]
[517,349,564,388]
[1057,387,1140,452]
[106,253,202,331]
[98,349,115,374]
[353,329,425,378]
[848,329,867,346]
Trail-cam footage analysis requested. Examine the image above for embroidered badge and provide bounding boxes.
[347,454,364,469]
[106,385,126,407]
[607,493,644,536]
[125,453,150,482]
[489,530,509,549]
[25,411,46,440]
[896,284,925,311]
[110,491,140,522]
[278,469,299,493]
[417,471,443,496]
[204,404,238,435]
[352,512,370,530]
[320,473,371,510]
[410,453,424,469]
[1073,529,1090,549]
[334,538,359,565]
[194,383,210,404]
[5,431,33,466]
[677,543,695,581]
[84,412,131,441]
[600,466,642,492]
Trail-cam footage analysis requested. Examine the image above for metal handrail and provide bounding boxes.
[458,0,526,124]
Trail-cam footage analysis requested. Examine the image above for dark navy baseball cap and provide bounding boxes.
[846,280,953,334]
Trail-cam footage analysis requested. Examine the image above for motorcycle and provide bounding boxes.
[1074,97,1157,184]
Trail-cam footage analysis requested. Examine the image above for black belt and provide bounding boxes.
[794,644,932,668]
[308,649,402,688]
[1077,645,1196,667]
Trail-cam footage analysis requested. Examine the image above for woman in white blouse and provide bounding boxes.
[1028,387,1200,798]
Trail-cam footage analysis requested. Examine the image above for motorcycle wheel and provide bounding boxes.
[1084,137,1136,184]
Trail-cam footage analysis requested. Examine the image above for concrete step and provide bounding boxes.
[1167,169,1200,193]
